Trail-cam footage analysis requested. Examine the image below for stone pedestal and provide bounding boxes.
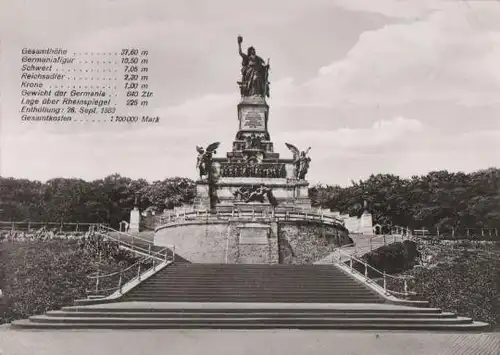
[129,207,140,233]
[194,95,313,212]
[195,178,312,211]
[238,96,269,133]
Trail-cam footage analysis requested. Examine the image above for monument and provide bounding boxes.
[195,36,312,212]
[155,38,349,264]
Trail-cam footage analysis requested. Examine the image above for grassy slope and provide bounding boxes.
[0,239,138,323]
[405,241,500,325]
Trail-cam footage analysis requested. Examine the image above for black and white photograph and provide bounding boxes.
[0,1,499,354]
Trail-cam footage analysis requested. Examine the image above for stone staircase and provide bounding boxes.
[12,263,489,330]
[120,263,384,303]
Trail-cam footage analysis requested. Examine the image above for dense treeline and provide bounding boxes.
[0,174,196,228]
[1,168,499,234]
[310,168,500,235]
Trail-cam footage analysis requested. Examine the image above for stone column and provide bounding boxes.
[129,207,140,233]
[360,212,373,235]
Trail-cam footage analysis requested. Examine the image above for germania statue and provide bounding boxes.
[237,35,270,98]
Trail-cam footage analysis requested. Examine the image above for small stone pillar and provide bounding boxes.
[360,211,373,235]
[129,207,140,233]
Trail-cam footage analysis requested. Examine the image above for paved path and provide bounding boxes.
[1,326,498,355]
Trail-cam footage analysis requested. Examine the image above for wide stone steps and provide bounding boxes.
[44,311,459,319]
[14,321,488,330]
[11,263,491,330]
[12,301,490,330]
[127,289,377,295]
[14,305,488,330]
[27,316,474,326]
[121,263,383,303]
[122,297,383,303]
[136,282,374,288]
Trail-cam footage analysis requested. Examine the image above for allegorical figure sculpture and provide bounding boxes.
[237,35,270,98]
[196,142,220,179]
[285,143,311,180]
[233,185,278,207]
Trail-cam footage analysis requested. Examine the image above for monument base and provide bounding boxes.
[195,178,312,212]
[154,218,347,264]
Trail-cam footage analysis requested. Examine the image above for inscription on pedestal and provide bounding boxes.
[240,107,266,131]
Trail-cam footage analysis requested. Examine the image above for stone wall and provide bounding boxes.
[278,222,350,264]
[237,222,278,264]
[154,220,348,264]
[154,221,279,264]
[154,222,232,263]
[330,211,374,235]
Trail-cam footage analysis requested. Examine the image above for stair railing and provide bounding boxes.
[366,234,390,254]
[92,224,168,261]
[86,245,174,298]
[334,248,416,298]
[351,234,408,256]
[95,224,154,246]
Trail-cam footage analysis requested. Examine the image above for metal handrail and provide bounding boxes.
[92,231,161,258]
[92,231,176,262]
[91,226,171,261]
[340,233,412,257]
[96,224,154,245]
[88,266,134,281]
[87,254,153,279]
[86,259,150,296]
[335,247,416,297]
[85,225,176,297]
[337,242,415,281]
[86,246,174,297]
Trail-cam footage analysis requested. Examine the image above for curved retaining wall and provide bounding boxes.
[154,218,349,264]
[279,222,351,264]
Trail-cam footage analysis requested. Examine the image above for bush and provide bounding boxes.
[359,241,420,274]
[408,252,499,325]
[0,236,143,323]
[396,241,500,325]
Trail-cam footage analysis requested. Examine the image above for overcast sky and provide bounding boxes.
[1,0,499,186]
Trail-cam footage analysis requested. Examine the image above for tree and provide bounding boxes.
[309,169,500,239]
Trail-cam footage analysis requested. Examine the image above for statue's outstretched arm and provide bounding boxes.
[239,47,246,59]
[237,36,246,58]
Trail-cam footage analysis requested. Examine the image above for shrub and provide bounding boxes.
[396,241,500,325]
[359,240,420,274]
[0,236,143,323]
[408,252,499,325]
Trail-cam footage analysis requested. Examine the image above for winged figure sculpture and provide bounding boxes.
[196,142,220,179]
[285,143,311,180]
